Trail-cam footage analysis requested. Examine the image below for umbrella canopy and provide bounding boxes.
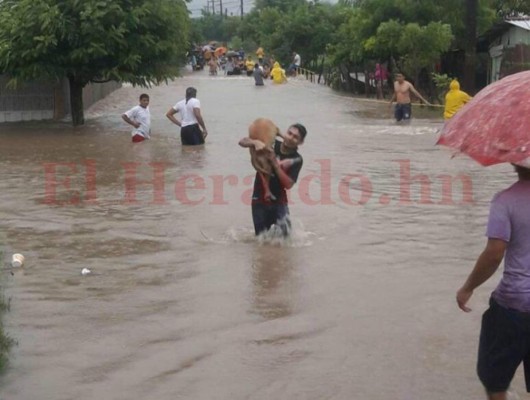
[214,46,227,56]
[202,45,214,52]
[226,50,239,58]
[437,71,530,167]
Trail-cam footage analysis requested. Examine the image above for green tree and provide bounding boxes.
[192,13,225,43]
[281,2,336,69]
[0,0,190,126]
[493,0,530,16]
[364,19,403,61]
[397,22,453,81]
[328,0,499,94]
[364,19,452,96]
[238,2,335,68]
[254,0,306,13]
[222,16,243,43]
[326,7,366,91]
[229,36,243,51]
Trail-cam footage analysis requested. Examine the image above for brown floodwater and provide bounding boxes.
[0,69,522,399]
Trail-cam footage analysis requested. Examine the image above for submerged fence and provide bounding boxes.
[294,67,328,85]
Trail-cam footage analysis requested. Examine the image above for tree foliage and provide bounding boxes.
[237,1,336,68]
[0,0,190,125]
[190,14,224,44]
[366,20,453,76]
[254,0,307,13]
[492,0,530,17]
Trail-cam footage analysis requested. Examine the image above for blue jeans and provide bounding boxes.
[251,203,291,236]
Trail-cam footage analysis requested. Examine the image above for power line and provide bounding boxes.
[187,0,255,17]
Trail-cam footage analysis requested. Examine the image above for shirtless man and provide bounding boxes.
[389,72,431,122]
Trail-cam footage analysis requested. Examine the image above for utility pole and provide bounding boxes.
[211,0,215,14]
[241,0,244,18]
[463,0,477,93]
[220,0,223,18]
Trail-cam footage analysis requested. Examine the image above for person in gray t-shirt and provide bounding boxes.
[253,63,264,86]
[457,164,530,399]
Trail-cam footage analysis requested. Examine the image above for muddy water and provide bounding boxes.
[0,69,520,399]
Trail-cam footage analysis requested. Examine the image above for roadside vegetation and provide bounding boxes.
[190,0,530,100]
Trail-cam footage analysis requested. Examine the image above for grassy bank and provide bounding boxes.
[0,249,13,372]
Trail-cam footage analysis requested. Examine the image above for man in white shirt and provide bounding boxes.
[122,94,151,143]
[294,52,301,68]
[166,87,208,145]
[288,52,301,76]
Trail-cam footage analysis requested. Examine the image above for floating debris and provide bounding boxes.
[11,254,25,268]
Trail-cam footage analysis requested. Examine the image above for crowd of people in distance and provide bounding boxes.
[187,44,304,87]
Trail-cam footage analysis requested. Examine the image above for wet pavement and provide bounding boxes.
[0,68,521,399]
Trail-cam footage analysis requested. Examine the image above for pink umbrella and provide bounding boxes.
[437,71,530,167]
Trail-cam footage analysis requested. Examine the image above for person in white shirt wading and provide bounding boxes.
[288,52,301,76]
[122,93,151,143]
[166,87,208,145]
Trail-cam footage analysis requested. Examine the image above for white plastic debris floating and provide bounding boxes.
[11,254,25,268]
[81,268,91,275]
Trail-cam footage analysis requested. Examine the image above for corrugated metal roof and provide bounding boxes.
[506,19,530,31]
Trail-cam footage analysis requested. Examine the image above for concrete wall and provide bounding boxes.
[0,76,56,122]
[0,76,121,123]
[83,80,122,110]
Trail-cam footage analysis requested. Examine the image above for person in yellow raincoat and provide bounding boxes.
[245,56,255,76]
[256,47,265,63]
[444,79,472,120]
[270,62,287,84]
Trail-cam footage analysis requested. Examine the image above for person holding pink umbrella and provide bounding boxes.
[439,71,530,400]
[456,163,530,400]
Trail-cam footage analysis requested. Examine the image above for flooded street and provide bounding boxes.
[0,69,520,399]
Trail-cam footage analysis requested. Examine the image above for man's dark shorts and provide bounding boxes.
[251,203,291,236]
[477,298,530,393]
[181,124,204,145]
[394,103,412,122]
